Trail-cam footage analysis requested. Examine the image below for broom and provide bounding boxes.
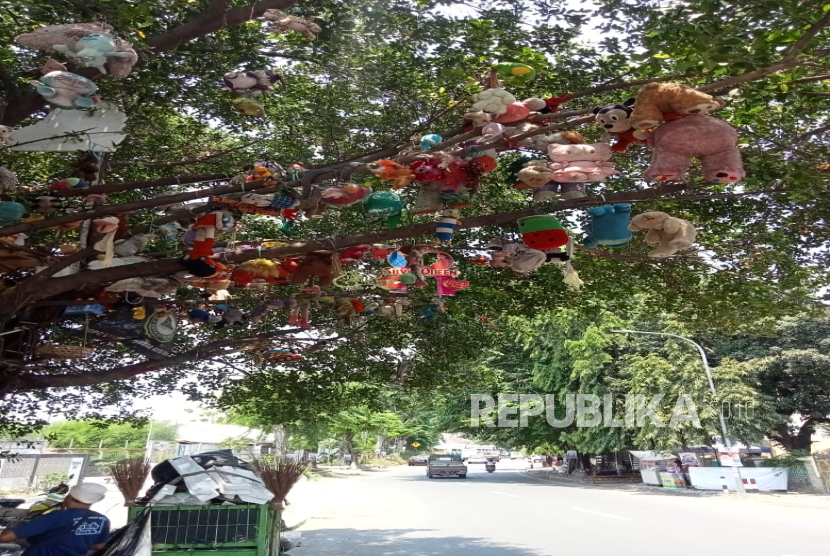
[252,457,308,511]
[253,457,308,556]
[109,457,151,506]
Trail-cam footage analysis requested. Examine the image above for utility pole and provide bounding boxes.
[612,329,746,493]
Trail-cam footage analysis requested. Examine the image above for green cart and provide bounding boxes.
[127,504,275,556]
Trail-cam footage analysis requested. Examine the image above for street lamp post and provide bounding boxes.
[612,329,745,493]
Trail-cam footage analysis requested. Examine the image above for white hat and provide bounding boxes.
[69,483,107,504]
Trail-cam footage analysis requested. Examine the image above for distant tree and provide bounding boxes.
[712,315,830,450]
[41,420,177,452]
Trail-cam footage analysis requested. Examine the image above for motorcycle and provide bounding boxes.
[485,461,496,473]
[27,475,73,516]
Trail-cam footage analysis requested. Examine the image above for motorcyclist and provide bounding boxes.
[485,459,496,472]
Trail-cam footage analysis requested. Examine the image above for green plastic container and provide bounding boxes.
[127,504,274,556]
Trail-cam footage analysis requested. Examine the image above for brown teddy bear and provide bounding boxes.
[289,251,335,286]
[516,160,553,190]
[630,82,723,130]
[628,211,697,257]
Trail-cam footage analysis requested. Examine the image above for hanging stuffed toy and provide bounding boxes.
[644,115,744,183]
[321,182,372,206]
[562,261,584,291]
[515,160,554,190]
[231,259,291,286]
[222,70,282,96]
[289,252,336,287]
[53,32,134,74]
[419,298,445,322]
[0,202,26,227]
[532,181,587,202]
[592,99,650,152]
[91,216,121,267]
[492,63,536,86]
[31,71,99,109]
[0,168,17,194]
[114,233,156,257]
[420,134,443,150]
[288,296,312,329]
[363,191,404,228]
[240,191,299,211]
[404,247,429,288]
[471,88,516,116]
[0,126,16,145]
[232,97,265,117]
[16,23,138,78]
[517,215,569,250]
[367,160,416,189]
[548,143,618,183]
[183,212,233,278]
[334,298,366,325]
[629,82,723,130]
[518,130,585,153]
[583,204,632,249]
[628,211,697,257]
[494,97,546,124]
[263,9,322,40]
[435,209,461,245]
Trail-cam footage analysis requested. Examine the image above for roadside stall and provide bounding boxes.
[628,451,677,486]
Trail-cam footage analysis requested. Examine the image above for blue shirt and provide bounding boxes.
[12,509,111,556]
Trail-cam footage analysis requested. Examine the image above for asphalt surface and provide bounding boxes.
[291,460,828,556]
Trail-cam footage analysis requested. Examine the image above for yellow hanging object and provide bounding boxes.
[133,307,146,320]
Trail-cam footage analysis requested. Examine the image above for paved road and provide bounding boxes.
[291,460,828,556]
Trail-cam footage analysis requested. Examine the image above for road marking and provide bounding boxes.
[491,491,519,498]
[572,507,630,521]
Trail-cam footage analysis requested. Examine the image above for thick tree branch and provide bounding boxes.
[790,73,830,84]
[0,178,271,237]
[0,182,699,314]
[46,174,232,198]
[109,137,268,168]
[782,11,830,63]
[146,0,298,52]
[700,12,830,93]
[11,328,305,391]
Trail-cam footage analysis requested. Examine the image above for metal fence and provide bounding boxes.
[0,453,88,490]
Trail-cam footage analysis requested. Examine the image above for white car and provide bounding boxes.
[466,455,488,464]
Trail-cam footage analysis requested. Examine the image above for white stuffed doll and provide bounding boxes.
[0,126,15,145]
[53,33,133,74]
[627,211,697,257]
[31,71,99,108]
[471,88,516,115]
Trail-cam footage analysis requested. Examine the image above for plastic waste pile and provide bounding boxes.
[139,449,274,506]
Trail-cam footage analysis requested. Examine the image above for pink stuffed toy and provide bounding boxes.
[548,143,618,183]
[644,114,744,183]
[495,98,547,124]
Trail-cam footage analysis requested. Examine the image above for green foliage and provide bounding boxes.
[40,420,177,450]
[2,0,830,439]
[710,315,830,449]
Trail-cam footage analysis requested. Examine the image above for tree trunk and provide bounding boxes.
[273,424,287,457]
[773,419,815,451]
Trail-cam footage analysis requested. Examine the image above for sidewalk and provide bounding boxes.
[525,468,830,510]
